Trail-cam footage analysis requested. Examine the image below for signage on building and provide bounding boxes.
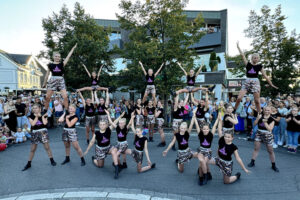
[228,80,242,88]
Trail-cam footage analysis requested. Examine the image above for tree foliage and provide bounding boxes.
[39,2,114,90]
[116,0,205,96]
[240,5,300,97]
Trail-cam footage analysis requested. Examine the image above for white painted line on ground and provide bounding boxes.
[16,193,64,200]
[0,198,17,200]
[151,197,173,200]
[63,191,108,198]
[107,192,151,200]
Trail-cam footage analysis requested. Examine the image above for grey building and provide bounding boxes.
[95,9,228,101]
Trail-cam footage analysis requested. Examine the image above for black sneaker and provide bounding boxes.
[157,142,166,147]
[81,158,86,166]
[198,177,204,186]
[271,165,279,172]
[151,163,156,169]
[171,145,176,151]
[61,158,70,165]
[122,162,127,169]
[51,161,57,166]
[235,172,241,180]
[207,172,212,180]
[114,164,119,179]
[248,160,255,168]
[22,163,31,171]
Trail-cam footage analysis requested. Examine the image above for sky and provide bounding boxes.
[0,0,299,57]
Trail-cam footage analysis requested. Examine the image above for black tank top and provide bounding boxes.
[91,77,98,86]
[187,75,195,86]
[175,131,189,150]
[257,116,274,130]
[29,114,47,130]
[223,114,234,128]
[134,135,148,151]
[64,115,78,128]
[196,105,206,118]
[116,126,128,142]
[95,129,111,147]
[146,74,155,85]
[246,62,262,78]
[48,62,64,76]
[146,107,155,115]
[157,107,164,118]
[173,107,184,119]
[97,104,107,115]
[135,105,142,115]
[198,131,213,148]
[85,104,95,117]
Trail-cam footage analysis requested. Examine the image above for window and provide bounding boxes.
[30,75,32,84]
[20,72,23,83]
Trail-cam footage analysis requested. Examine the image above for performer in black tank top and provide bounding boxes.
[163,114,198,174]
[59,104,86,167]
[247,106,279,172]
[78,91,96,145]
[234,41,278,114]
[22,104,56,171]
[139,60,164,103]
[76,63,108,92]
[174,62,213,95]
[83,112,124,179]
[42,44,77,114]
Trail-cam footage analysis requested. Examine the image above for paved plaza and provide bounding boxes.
[1,127,300,200]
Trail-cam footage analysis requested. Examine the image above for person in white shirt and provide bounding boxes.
[14,127,26,143]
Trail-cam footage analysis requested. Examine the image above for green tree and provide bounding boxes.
[116,0,205,98]
[39,2,114,90]
[242,5,300,97]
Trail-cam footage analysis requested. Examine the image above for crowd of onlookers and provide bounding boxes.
[1,92,299,152]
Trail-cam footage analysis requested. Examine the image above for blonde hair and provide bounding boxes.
[119,118,126,123]
[53,51,61,56]
[69,104,77,110]
[180,122,188,129]
[251,53,260,61]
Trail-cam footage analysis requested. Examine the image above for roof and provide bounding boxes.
[5,53,31,65]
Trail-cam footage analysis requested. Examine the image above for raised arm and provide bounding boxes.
[261,68,278,89]
[154,62,164,77]
[139,61,147,76]
[211,116,220,135]
[193,110,201,133]
[236,41,248,66]
[91,91,95,104]
[81,63,91,77]
[126,113,135,129]
[195,62,204,77]
[183,93,189,106]
[176,62,187,76]
[42,70,50,88]
[77,91,86,107]
[105,90,110,107]
[188,114,196,133]
[174,95,179,111]
[63,43,77,66]
[97,65,104,80]
[204,91,209,110]
[191,93,199,106]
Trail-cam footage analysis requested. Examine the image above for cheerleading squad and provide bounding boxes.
[5,42,299,186]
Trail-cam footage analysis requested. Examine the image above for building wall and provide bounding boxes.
[17,70,40,89]
[0,54,18,91]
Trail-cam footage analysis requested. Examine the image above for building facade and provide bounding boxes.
[95,9,229,101]
[0,50,47,94]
